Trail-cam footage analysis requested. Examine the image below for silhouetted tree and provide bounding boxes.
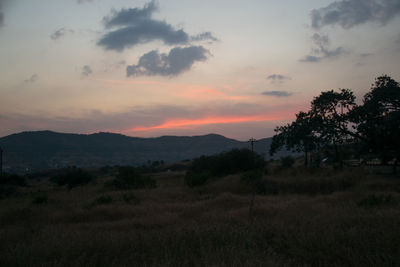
[270,111,319,167]
[270,75,400,168]
[351,75,400,162]
[310,88,357,163]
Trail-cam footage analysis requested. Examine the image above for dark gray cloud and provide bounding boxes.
[267,74,291,83]
[82,65,92,76]
[77,0,94,4]
[360,52,374,57]
[98,1,217,52]
[24,74,38,83]
[300,33,346,62]
[50,28,74,40]
[0,11,3,28]
[191,32,219,42]
[102,1,157,28]
[311,0,400,30]
[126,46,209,77]
[262,91,293,97]
[98,20,189,51]
[0,0,7,28]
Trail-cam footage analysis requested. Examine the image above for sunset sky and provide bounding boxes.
[1,0,400,140]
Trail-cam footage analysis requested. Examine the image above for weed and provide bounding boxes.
[32,193,48,204]
[92,195,112,206]
[122,193,140,204]
[105,166,156,190]
[280,156,295,169]
[51,167,94,190]
[357,194,396,207]
[0,173,26,186]
[185,171,211,187]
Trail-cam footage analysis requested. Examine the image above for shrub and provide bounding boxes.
[357,194,396,207]
[0,186,17,199]
[256,176,353,195]
[0,173,26,187]
[241,170,266,194]
[185,171,211,187]
[32,193,48,204]
[93,195,112,206]
[185,149,265,187]
[50,168,94,190]
[122,193,140,204]
[241,170,263,184]
[280,156,295,169]
[191,149,265,176]
[105,166,156,190]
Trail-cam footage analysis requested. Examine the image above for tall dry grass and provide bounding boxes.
[0,167,399,266]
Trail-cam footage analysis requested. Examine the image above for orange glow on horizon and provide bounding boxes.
[128,114,291,132]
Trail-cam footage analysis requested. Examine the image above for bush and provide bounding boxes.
[0,173,26,187]
[0,186,17,199]
[241,170,263,184]
[185,171,211,187]
[92,195,113,206]
[191,149,265,176]
[281,156,295,169]
[357,194,396,207]
[50,168,94,190]
[241,170,266,194]
[32,193,48,204]
[105,166,156,190]
[122,193,140,204]
[185,149,265,187]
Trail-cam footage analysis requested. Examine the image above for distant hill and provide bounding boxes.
[0,131,291,173]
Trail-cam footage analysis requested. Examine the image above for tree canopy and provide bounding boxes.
[270,75,400,165]
[351,75,400,160]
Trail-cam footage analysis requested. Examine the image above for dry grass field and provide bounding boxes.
[1,166,400,266]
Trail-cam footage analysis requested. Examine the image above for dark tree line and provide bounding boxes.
[270,75,400,166]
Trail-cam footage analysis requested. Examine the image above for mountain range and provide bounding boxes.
[0,131,291,173]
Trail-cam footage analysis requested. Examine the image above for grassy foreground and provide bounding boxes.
[1,167,400,266]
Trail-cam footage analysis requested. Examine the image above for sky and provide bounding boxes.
[1,0,400,140]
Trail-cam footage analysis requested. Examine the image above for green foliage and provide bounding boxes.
[311,88,356,145]
[240,169,263,183]
[0,173,26,187]
[270,75,400,166]
[0,186,17,199]
[280,156,295,169]
[191,149,265,177]
[99,165,115,175]
[270,111,318,158]
[185,149,265,187]
[262,176,353,195]
[122,193,140,204]
[93,195,112,206]
[185,171,211,187]
[357,194,396,207]
[105,166,156,190]
[50,168,94,190]
[241,170,266,195]
[32,193,48,205]
[351,75,400,160]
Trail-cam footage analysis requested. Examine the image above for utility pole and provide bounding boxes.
[248,138,257,152]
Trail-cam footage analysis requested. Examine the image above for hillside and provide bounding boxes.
[0,131,288,173]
